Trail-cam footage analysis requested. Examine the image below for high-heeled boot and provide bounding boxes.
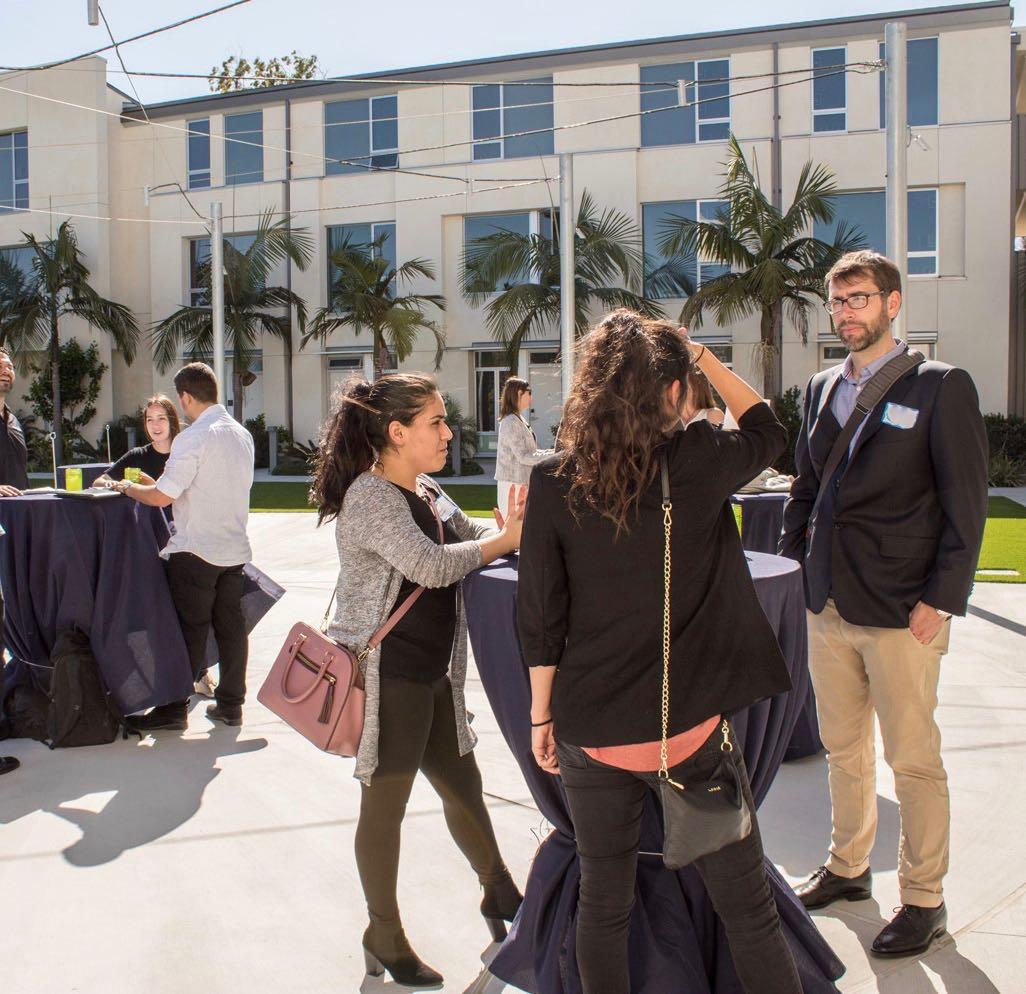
[362,917,443,989]
[480,871,524,942]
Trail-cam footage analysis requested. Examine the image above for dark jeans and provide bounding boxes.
[556,725,801,994]
[356,674,508,924]
[164,552,247,708]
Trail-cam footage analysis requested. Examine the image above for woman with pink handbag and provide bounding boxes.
[311,373,526,989]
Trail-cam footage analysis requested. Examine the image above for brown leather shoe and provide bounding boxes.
[794,865,872,909]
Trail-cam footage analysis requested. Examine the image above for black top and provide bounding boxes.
[0,406,28,490]
[106,443,170,482]
[517,403,793,747]
[379,484,460,684]
[780,362,988,625]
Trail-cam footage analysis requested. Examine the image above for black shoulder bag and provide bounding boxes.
[654,453,752,868]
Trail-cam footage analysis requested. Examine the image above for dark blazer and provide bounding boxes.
[780,358,988,628]
[518,404,793,748]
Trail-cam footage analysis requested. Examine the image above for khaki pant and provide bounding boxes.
[807,599,950,909]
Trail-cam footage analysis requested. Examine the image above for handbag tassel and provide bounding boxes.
[318,680,334,724]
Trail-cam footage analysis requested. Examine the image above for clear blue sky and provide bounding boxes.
[0,0,1013,104]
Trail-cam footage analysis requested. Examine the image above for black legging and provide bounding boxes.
[355,674,508,923]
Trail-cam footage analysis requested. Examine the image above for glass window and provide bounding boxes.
[325,96,398,175]
[326,222,397,300]
[707,344,733,368]
[879,38,939,128]
[0,131,29,213]
[643,200,697,297]
[188,233,257,305]
[697,199,730,286]
[225,112,263,186]
[475,351,511,435]
[814,189,937,274]
[187,119,210,190]
[641,59,729,147]
[820,344,848,370]
[464,212,534,291]
[472,79,553,161]
[812,47,847,133]
[696,59,730,142]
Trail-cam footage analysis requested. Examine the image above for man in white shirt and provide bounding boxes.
[115,362,255,730]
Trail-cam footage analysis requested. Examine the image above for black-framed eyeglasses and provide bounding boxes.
[823,290,888,315]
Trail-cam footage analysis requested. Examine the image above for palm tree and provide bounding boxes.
[460,191,665,369]
[153,210,313,423]
[0,221,139,465]
[302,231,445,378]
[657,135,865,400]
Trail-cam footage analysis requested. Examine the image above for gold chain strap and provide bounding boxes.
[659,470,732,789]
[659,492,684,788]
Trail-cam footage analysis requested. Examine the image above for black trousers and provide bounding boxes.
[164,552,247,708]
[556,725,801,994]
[355,674,508,924]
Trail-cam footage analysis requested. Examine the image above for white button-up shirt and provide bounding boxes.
[156,403,254,567]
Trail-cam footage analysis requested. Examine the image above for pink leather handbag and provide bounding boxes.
[258,498,443,757]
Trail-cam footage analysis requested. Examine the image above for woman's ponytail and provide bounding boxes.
[310,373,437,524]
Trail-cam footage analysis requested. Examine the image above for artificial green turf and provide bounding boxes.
[250,485,1026,583]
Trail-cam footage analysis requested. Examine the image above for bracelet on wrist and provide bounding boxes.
[531,717,553,728]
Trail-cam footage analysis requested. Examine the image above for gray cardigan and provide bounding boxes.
[328,471,495,784]
[494,414,552,485]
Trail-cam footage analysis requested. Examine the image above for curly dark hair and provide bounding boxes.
[557,309,692,535]
[310,373,438,524]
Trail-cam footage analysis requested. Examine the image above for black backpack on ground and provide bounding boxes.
[47,627,126,748]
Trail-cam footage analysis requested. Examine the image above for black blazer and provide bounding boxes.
[517,404,793,748]
[780,359,988,627]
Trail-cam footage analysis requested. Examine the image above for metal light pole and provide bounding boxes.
[559,152,575,402]
[885,21,908,341]
[210,202,226,405]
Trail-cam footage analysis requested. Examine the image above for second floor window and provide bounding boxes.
[641,59,730,148]
[472,79,554,160]
[0,131,28,212]
[813,188,938,275]
[188,233,257,305]
[225,111,263,186]
[642,199,729,297]
[879,37,938,128]
[463,209,554,291]
[326,222,397,301]
[325,95,398,175]
[812,47,847,133]
[187,119,210,189]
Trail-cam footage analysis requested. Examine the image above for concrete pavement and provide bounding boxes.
[1,512,1023,993]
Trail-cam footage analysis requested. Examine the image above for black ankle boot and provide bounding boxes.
[480,872,524,943]
[362,920,443,989]
[127,701,188,732]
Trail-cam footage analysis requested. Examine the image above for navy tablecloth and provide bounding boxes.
[0,493,193,714]
[463,551,843,994]
[731,492,789,556]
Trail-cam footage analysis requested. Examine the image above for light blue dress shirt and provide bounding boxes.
[829,339,907,453]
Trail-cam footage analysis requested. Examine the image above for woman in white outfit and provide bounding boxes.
[494,377,552,503]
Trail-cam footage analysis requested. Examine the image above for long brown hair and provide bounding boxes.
[557,310,692,534]
[499,376,530,419]
[686,368,716,412]
[311,373,438,524]
[143,394,181,442]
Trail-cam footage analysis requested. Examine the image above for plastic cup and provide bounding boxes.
[124,467,141,483]
[64,467,83,491]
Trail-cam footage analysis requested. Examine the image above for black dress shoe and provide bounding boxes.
[0,756,20,776]
[871,903,947,957]
[127,702,188,732]
[480,871,524,942]
[206,703,242,726]
[362,921,443,989]
[794,865,872,909]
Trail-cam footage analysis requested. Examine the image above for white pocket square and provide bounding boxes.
[882,402,919,430]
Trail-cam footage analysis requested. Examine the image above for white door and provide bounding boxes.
[528,361,562,447]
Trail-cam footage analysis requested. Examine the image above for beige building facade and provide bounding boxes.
[1,0,1023,457]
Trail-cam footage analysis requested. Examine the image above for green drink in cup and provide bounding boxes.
[124,467,142,484]
[64,467,83,491]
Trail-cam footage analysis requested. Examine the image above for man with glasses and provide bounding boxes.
[780,251,987,958]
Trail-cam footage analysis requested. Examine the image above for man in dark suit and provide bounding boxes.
[780,250,987,958]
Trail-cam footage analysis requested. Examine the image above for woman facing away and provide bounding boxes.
[311,373,526,990]
[494,376,552,502]
[517,310,803,994]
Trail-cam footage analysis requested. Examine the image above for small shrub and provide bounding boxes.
[988,452,1026,487]
[772,386,803,476]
